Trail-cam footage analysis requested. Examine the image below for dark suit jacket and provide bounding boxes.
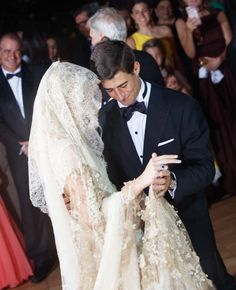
[0,63,45,159]
[0,63,57,265]
[100,84,214,240]
[70,31,91,69]
[99,83,216,255]
[134,50,164,86]
[103,83,235,290]
[100,84,214,201]
[0,62,46,202]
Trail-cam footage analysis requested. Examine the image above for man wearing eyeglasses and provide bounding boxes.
[70,2,99,68]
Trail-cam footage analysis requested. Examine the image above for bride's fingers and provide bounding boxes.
[152,158,181,167]
[152,154,178,160]
[151,154,181,163]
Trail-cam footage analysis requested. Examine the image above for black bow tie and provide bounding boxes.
[6,71,22,80]
[120,101,147,121]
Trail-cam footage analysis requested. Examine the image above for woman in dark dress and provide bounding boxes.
[176,0,236,197]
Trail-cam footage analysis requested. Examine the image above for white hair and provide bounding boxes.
[87,7,127,41]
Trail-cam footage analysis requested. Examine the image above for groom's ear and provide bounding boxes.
[133,61,140,76]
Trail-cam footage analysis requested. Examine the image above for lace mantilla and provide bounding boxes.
[140,189,215,290]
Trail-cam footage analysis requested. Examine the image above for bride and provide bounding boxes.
[28,61,215,290]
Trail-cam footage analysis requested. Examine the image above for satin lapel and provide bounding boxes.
[21,65,34,124]
[109,103,142,172]
[0,69,27,125]
[143,86,172,167]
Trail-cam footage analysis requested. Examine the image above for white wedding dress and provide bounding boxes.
[28,62,215,290]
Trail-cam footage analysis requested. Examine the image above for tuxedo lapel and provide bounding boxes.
[143,85,172,167]
[21,65,34,124]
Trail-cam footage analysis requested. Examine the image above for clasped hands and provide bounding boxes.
[139,153,181,198]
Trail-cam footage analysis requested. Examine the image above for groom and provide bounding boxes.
[91,40,236,290]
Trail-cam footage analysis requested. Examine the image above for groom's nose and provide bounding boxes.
[112,88,127,101]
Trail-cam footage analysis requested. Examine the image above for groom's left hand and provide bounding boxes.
[152,169,171,198]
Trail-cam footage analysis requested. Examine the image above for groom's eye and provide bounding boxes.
[119,82,128,89]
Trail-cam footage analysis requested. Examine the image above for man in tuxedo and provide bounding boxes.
[0,33,57,283]
[91,40,236,290]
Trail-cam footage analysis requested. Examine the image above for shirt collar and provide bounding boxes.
[2,66,22,78]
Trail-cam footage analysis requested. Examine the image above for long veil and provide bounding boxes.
[28,62,123,289]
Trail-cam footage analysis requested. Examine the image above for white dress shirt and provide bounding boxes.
[118,79,151,163]
[2,66,25,118]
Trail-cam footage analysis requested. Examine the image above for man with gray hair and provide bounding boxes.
[88,7,164,86]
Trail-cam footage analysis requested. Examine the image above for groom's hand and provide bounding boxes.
[150,153,180,198]
[152,170,171,198]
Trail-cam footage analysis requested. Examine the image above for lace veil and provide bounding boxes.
[28,61,116,289]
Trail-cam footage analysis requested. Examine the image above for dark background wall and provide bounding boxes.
[0,0,106,35]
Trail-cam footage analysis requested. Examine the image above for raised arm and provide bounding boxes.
[175,18,199,59]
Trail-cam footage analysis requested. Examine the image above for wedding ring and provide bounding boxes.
[160,164,168,170]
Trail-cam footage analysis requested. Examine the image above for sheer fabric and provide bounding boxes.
[29,62,215,290]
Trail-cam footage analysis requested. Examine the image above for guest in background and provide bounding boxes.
[22,29,51,69]
[176,0,236,198]
[165,72,192,95]
[143,37,173,76]
[127,0,177,69]
[0,33,57,283]
[225,0,236,79]
[88,7,164,88]
[46,35,60,62]
[143,37,192,93]
[154,0,176,26]
[0,142,21,226]
[0,169,33,289]
[154,0,193,81]
[70,2,99,68]
[109,0,136,36]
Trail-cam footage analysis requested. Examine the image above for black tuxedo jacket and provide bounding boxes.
[0,62,46,202]
[0,63,57,267]
[100,83,214,211]
[134,50,164,86]
[0,63,45,157]
[99,83,236,288]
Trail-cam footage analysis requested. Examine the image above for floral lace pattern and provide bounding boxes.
[140,188,215,290]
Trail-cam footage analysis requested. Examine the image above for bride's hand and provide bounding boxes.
[135,153,181,196]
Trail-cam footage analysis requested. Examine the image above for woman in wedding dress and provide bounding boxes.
[28,61,215,290]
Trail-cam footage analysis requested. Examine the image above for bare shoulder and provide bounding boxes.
[126,37,136,49]
[217,11,228,23]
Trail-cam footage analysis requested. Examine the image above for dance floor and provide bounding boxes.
[15,196,236,290]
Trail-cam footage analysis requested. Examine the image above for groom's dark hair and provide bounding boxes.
[90,40,136,81]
